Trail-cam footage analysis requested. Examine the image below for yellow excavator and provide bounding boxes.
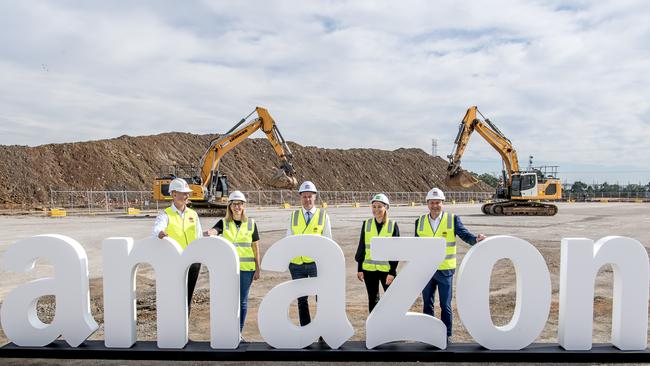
[446,106,562,216]
[152,106,298,215]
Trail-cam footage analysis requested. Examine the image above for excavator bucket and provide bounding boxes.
[269,168,298,189]
[446,171,479,188]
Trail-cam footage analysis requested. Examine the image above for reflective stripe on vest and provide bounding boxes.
[221,218,256,271]
[164,206,198,250]
[362,218,394,272]
[416,212,457,270]
[290,208,326,265]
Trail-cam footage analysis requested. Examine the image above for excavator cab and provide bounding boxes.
[510,172,538,198]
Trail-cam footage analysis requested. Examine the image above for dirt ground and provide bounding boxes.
[1,202,649,350]
[0,133,489,207]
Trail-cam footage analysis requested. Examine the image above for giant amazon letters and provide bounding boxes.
[1,235,648,350]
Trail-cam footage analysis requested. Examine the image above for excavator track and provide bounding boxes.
[481,200,558,216]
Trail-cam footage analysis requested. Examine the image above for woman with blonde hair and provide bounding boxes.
[206,190,260,333]
[354,193,400,312]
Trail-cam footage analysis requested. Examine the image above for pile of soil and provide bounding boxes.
[0,132,491,207]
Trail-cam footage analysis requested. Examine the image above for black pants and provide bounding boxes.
[363,270,390,312]
[187,263,201,316]
[288,262,318,326]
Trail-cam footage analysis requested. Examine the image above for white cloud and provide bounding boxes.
[0,0,648,183]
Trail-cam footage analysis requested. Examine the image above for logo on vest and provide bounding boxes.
[188,217,195,223]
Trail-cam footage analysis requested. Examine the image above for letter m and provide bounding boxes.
[102,236,240,349]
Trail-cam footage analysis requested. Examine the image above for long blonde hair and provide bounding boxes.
[225,202,248,222]
[372,202,388,224]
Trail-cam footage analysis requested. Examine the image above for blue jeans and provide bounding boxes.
[422,269,454,337]
[240,270,255,331]
[288,262,318,326]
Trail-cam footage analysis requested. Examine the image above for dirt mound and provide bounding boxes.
[0,132,491,206]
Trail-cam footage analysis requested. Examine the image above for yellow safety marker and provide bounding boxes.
[352,202,360,208]
[281,203,291,209]
[127,208,141,215]
[50,208,67,217]
[321,202,328,208]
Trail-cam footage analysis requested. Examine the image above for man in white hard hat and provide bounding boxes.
[285,180,332,326]
[415,187,485,342]
[152,178,203,315]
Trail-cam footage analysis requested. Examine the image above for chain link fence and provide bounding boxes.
[43,189,650,216]
[562,191,650,202]
[49,190,158,214]
[238,190,494,206]
[46,190,494,215]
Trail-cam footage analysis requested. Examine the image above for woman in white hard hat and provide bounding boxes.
[206,190,260,333]
[152,178,203,316]
[354,193,400,312]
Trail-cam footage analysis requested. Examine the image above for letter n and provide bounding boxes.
[559,236,649,350]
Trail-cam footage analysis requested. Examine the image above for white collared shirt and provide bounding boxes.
[428,211,443,234]
[286,206,332,239]
[152,204,203,238]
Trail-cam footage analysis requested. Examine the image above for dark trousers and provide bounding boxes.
[288,262,318,326]
[363,270,390,312]
[187,263,201,316]
[422,269,454,337]
[239,270,255,331]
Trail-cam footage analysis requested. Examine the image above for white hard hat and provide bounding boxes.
[370,193,390,207]
[299,180,318,193]
[228,190,247,202]
[169,178,192,193]
[426,188,446,201]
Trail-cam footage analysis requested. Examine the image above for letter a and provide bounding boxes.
[1,235,98,346]
[257,235,353,349]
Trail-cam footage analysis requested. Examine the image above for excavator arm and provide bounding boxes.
[199,106,297,196]
[447,106,520,187]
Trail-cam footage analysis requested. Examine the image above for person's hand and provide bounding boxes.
[386,274,395,285]
[158,230,168,239]
[253,269,261,281]
[477,233,486,242]
[206,228,218,237]
[357,272,364,282]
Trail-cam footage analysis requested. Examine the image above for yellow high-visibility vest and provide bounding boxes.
[289,208,326,265]
[221,219,256,271]
[164,206,198,250]
[362,218,395,272]
[416,212,457,270]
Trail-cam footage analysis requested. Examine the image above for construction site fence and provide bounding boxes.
[562,191,650,201]
[239,190,494,207]
[44,190,493,214]
[37,189,650,215]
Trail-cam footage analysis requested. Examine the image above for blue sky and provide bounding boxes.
[1,1,649,184]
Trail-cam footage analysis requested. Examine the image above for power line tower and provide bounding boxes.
[431,138,438,157]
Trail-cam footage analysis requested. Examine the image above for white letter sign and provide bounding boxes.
[257,235,353,349]
[1,234,98,347]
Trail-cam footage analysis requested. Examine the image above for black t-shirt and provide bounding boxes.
[213,219,260,242]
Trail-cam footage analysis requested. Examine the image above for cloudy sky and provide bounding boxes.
[1,1,649,184]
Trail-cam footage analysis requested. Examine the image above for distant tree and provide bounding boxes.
[478,173,499,188]
[570,181,588,194]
